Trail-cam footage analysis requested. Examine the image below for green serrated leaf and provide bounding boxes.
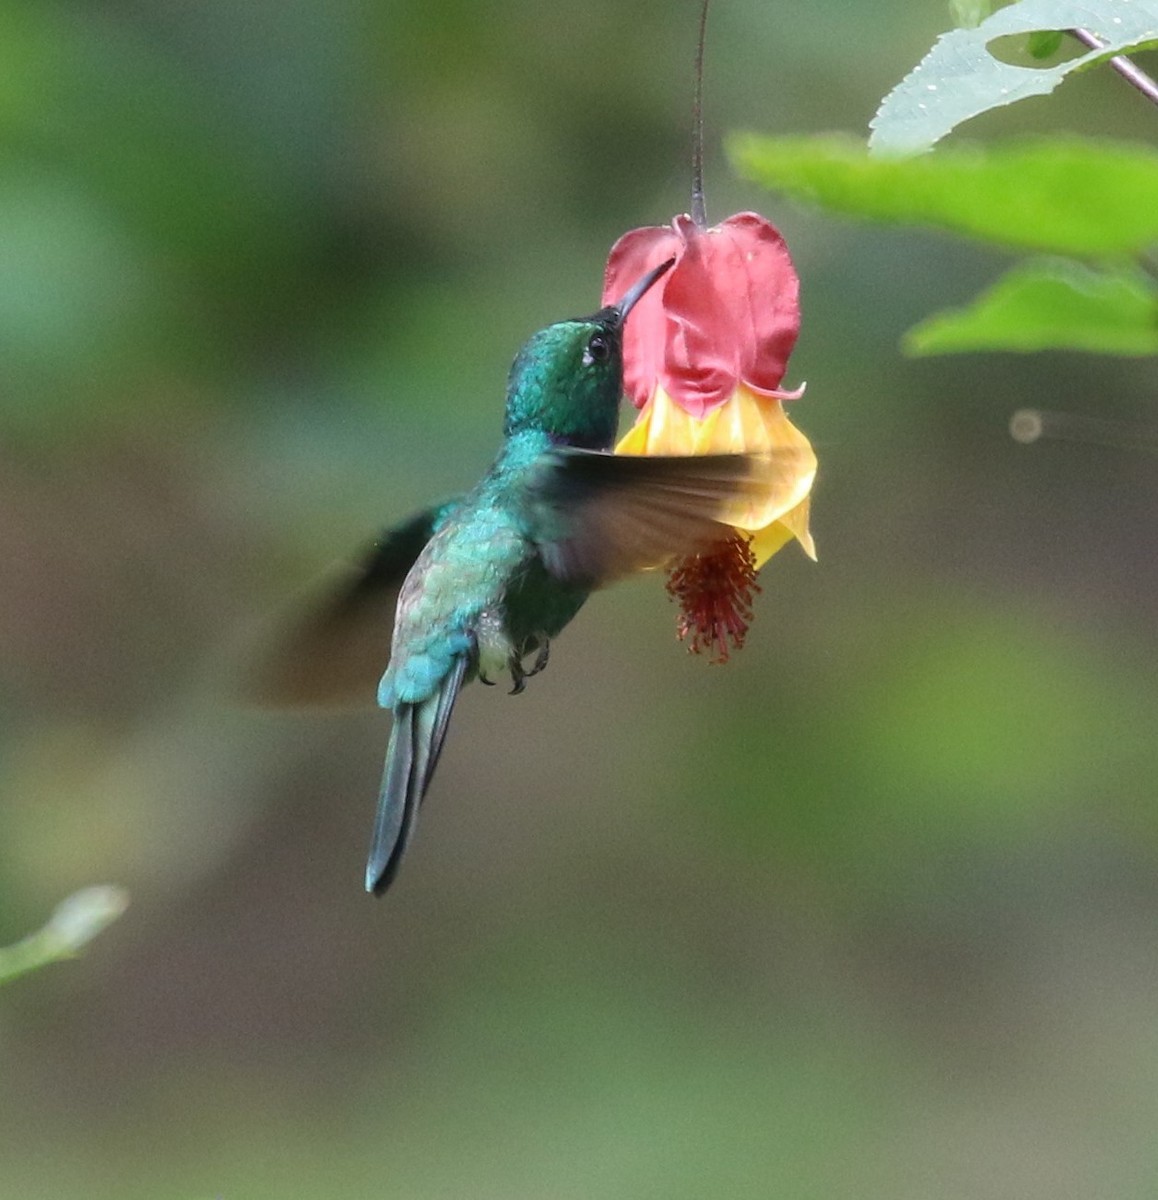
[870,0,1158,156]
[729,132,1158,257]
[903,259,1158,355]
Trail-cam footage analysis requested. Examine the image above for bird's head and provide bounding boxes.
[504,258,674,449]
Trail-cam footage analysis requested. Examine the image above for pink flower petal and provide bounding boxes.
[659,215,800,415]
[604,212,801,417]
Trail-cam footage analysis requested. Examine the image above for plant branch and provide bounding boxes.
[1071,27,1158,110]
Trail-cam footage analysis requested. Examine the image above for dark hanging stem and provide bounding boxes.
[690,0,710,229]
[1070,27,1158,110]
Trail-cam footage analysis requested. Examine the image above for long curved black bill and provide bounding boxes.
[611,256,675,328]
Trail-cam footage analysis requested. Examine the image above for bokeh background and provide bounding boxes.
[2,1,1157,1196]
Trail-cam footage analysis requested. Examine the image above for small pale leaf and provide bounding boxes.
[42,886,131,956]
[871,0,1158,156]
[0,885,129,987]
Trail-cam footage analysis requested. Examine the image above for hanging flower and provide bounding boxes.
[602,211,816,661]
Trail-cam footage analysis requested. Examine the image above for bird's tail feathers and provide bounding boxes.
[365,653,468,895]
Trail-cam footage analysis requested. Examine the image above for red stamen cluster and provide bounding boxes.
[665,532,761,664]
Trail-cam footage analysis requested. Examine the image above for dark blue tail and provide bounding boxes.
[365,654,467,895]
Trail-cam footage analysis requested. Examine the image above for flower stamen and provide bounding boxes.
[666,531,761,663]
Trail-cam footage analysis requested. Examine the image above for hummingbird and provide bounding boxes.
[253,258,799,894]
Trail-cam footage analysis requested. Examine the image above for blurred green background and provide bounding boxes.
[2,1,1158,1196]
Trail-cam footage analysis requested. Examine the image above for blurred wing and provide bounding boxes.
[528,448,808,586]
[244,500,457,708]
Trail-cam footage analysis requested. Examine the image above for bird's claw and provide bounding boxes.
[468,631,496,686]
[525,637,550,678]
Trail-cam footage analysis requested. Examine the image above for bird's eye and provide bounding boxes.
[583,333,611,366]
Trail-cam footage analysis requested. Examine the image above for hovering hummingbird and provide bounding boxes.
[254,258,802,894]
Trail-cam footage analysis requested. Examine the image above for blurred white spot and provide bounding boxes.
[1010,409,1043,443]
[1010,407,1158,452]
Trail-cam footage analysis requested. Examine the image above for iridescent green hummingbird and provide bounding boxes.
[255,259,796,894]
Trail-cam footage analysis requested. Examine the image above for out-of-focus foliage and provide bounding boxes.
[731,133,1158,256]
[870,0,1158,155]
[2,1,1158,1198]
[0,3,314,436]
[1027,27,1066,58]
[903,259,1158,355]
[950,0,996,30]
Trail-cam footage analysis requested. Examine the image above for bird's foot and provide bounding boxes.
[508,634,550,694]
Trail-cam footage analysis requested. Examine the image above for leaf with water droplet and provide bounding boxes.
[871,0,1158,156]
